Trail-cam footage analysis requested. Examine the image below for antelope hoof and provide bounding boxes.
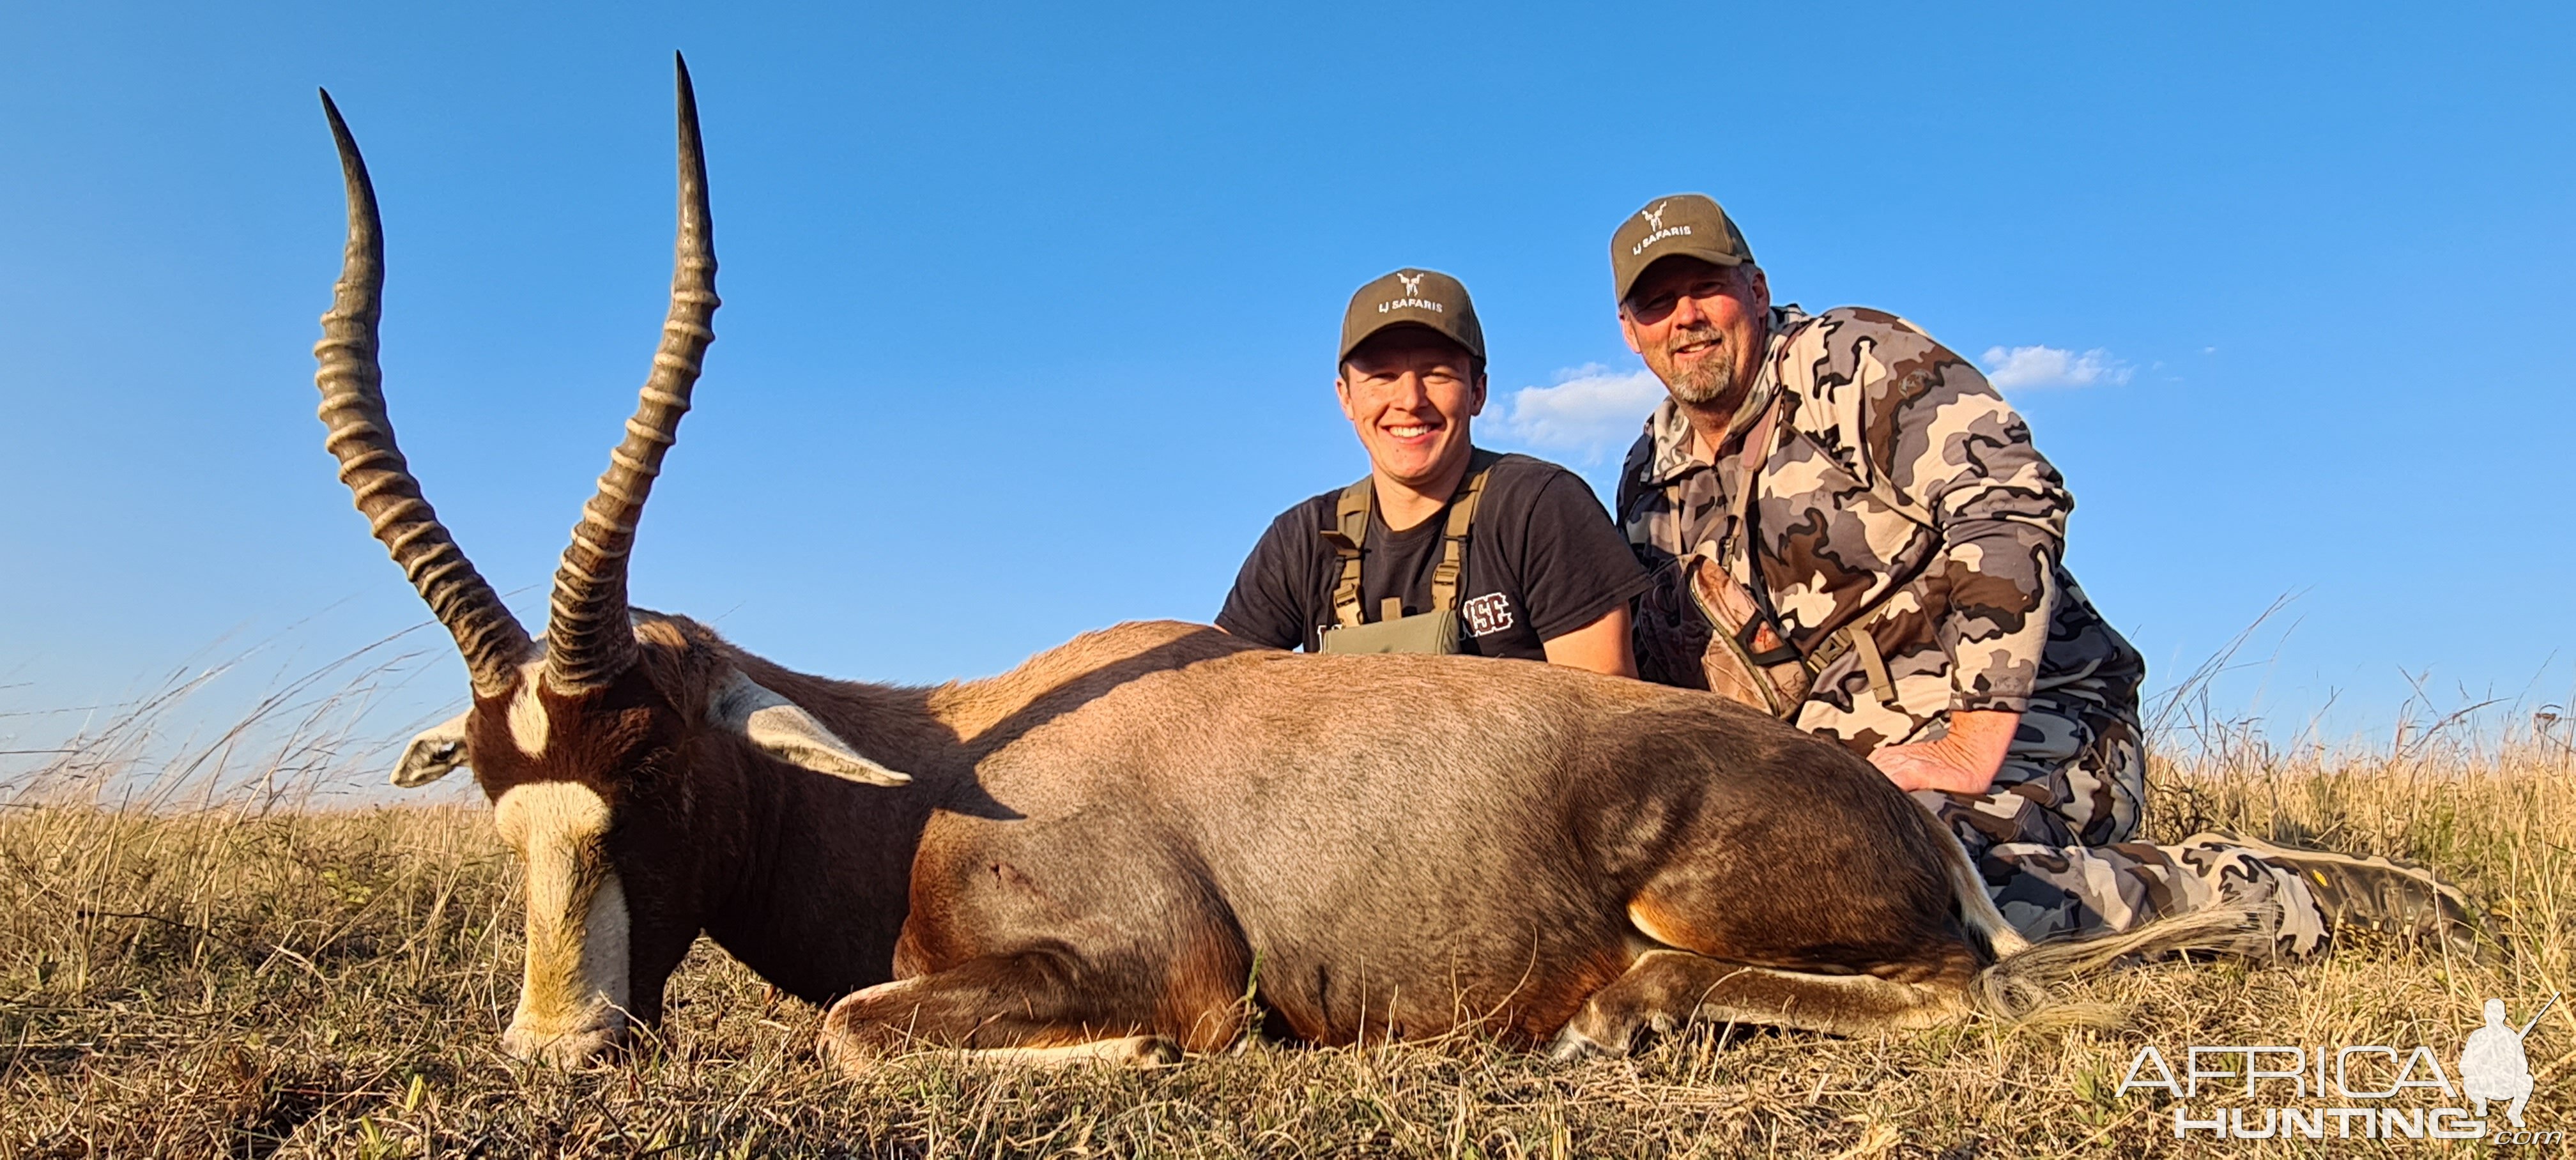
[1545,1026,1612,1063]
[501,1017,625,1069]
[1109,1035,1183,1069]
[815,981,908,1075]
[815,1026,864,1076]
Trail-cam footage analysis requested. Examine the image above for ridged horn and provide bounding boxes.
[314,89,533,698]
[542,54,721,692]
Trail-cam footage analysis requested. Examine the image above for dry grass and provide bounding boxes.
[3,669,2572,1157]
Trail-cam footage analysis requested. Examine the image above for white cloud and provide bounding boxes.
[1979,344,2135,392]
[1498,363,1665,462]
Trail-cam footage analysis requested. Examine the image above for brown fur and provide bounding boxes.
[842,634,1992,1055]
[444,612,2028,1064]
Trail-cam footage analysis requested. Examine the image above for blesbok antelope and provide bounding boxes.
[317,58,2244,1070]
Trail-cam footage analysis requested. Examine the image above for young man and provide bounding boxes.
[1218,268,1647,674]
[1609,194,2474,950]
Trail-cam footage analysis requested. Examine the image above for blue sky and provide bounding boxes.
[4,2,2572,762]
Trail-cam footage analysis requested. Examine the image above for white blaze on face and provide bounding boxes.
[493,781,629,1062]
[506,660,551,756]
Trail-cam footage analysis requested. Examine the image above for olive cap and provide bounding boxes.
[1609,194,1755,304]
[1338,268,1484,364]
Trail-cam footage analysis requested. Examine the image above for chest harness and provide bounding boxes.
[1315,448,1501,655]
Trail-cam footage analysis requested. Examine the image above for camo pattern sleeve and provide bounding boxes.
[1623,305,2141,754]
[1820,308,2069,714]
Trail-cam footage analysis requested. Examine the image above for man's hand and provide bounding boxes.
[1868,709,2020,796]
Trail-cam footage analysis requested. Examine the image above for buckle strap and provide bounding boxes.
[1322,449,1501,629]
[1428,449,1501,614]
[1849,621,1898,705]
[1324,477,1373,629]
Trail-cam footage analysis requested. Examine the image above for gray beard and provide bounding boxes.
[1665,356,1733,405]
[1659,328,1738,405]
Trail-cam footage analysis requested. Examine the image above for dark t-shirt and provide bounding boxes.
[1216,452,1651,660]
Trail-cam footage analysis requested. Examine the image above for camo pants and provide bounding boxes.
[1910,693,2328,954]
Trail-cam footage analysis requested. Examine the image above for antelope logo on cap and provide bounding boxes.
[1377,269,1446,316]
[1630,201,1696,257]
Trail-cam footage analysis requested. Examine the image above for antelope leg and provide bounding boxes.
[1547,950,1971,1059]
[816,951,1209,1072]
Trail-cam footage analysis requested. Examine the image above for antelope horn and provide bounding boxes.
[543,53,719,692]
[314,89,533,698]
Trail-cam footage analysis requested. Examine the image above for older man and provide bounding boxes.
[1608,194,2471,951]
[1220,268,1646,671]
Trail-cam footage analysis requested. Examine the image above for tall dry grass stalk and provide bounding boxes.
[2,649,2570,1157]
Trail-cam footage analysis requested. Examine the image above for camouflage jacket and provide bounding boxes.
[1618,304,2142,754]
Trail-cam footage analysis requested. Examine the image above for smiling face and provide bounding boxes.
[1335,326,1487,491]
[1618,256,1770,411]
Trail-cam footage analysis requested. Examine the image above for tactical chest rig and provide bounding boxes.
[1316,450,1500,655]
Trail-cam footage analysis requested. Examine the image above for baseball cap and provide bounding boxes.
[1609,194,1756,304]
[1338,268,1485,365]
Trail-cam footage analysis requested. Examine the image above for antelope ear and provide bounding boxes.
[710,672,912,787]
[393,712,471,787]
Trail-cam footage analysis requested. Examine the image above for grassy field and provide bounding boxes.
[2,692,2570,1157]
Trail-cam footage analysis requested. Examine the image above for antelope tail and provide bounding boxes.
[1919,799,2278,1028]
[1972,903,2278,1029]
